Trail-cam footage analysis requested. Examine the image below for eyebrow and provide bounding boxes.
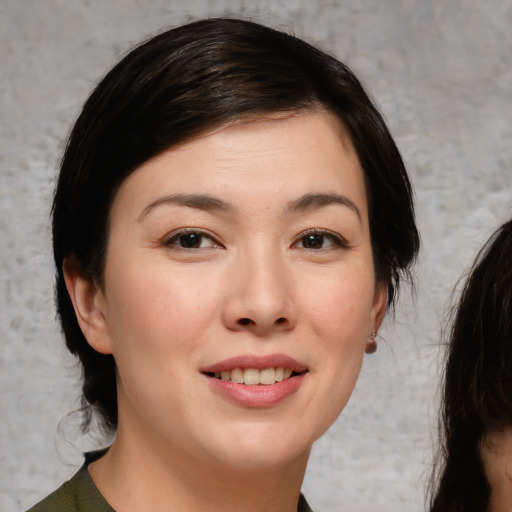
[139,193,232,220]
[139,192,362,222]
[286,193,362,221]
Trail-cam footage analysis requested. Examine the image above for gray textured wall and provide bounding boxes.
[1,1,511,511]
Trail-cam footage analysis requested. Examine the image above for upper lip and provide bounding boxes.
[201,354,307,374]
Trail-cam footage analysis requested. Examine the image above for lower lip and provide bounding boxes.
[205,374,306,408]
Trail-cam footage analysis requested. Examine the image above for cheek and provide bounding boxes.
[101,263,221,396]
[481,433,512,511]
[297,269,375,425]
[101,265,212,419]
[302,268,375,344]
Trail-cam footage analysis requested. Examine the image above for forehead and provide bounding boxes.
[110,110,367,220]
[190,109,356,160]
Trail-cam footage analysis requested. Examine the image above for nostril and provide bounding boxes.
[235,317,288,329]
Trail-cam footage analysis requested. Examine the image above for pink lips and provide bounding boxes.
[201,354,308,408]
[202,354,307,374]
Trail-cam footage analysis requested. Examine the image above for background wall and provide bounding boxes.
[1,1,511,511]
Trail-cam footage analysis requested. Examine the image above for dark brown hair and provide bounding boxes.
[430,218,512,511]
[52,17,420,433]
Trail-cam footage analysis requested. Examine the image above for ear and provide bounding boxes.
[370,282,388,333]
[63,256,113,355]
[365,282,388,354]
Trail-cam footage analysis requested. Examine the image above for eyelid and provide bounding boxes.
[292,228,349,249]
[161,228,224,249]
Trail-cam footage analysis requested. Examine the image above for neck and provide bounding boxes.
[89,426,310,512]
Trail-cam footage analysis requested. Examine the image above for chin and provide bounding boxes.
[217,446,310,474]
[201,422,315,473]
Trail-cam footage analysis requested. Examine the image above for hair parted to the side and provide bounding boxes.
[52,17,420,433]
[430,218,512,512]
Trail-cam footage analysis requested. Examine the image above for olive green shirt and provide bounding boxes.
[27,452,313,512]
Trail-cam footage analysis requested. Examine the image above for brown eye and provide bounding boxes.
[301,234,325,249]
[294,230,348,250]
[178,233,202,248]
[164,230,219,250]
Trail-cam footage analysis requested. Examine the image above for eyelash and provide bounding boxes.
[293,229,349,250]
[161,229,222,250]
[161,228,348,251]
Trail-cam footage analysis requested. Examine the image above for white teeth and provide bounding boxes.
[243,368,260,385]
[231,368,244,384]
[259,368,276,385]
[214,367,296,385]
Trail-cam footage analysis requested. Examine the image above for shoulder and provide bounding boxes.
[26,475,80,512]
[26,451,114,512]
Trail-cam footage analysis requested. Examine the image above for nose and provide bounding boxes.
[222,248,297,337]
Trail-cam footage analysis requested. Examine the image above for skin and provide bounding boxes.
[481,430,512,512]
[65,110,387,512]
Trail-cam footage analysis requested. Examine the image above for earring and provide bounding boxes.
[365,331,377,354]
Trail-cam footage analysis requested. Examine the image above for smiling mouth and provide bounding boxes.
[204,367,304,386]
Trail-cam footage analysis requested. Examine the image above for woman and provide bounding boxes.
[29,18,419,511]
[430,219,512,512]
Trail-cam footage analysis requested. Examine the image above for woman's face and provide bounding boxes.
[73,111,386,472]
[481,430,512,512]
